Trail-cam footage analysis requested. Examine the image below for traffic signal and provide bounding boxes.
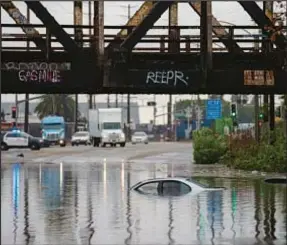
[259,113,264,120]
[11,106,17,119]
[230,103,237,117]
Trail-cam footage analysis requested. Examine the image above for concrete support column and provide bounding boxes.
[168,3,179,142]
[200,1,213,88]
[24,6,30,133]
[74,1,83,132]
[264,2,275,142]
[93,1,104,108]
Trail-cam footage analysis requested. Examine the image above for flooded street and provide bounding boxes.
[1,143,286,245]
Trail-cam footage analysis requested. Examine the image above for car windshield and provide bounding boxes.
[134,132,146,136]
[103,122,121,130]
[74,132,89,137]
[42,123,63,130]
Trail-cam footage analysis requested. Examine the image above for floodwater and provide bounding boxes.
[1,161,286,245]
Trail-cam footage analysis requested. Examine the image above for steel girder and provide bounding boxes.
[1,1,47,52]
[109,1,243,53]
[25,1,80,54]
[120,2,173,50]
[105,1,154,50]
[238,1,286,49]
[189,2,242,53]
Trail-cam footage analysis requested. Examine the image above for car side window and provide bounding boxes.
[162,181,191,196]
[6,133,16,138]
[20,133,28,138]
[136,181,160,195]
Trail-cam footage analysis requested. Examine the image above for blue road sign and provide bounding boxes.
[206,99,222,120]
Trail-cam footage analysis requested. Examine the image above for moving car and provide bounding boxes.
[130,177,225,196]
[71,131,91,146]
[131,131,148,145]
[1,130,41,151]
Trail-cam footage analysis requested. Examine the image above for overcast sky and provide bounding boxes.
[2,1,281,123]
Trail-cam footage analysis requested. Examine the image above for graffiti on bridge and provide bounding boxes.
[145,70,189,87]
[3,62,71,84]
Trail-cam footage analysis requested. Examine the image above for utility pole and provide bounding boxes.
[15,94,18,127]
[107,95,110,108]
[24,6,30,133]
[115,94,118,108]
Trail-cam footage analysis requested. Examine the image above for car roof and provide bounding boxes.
[131,177,206,190]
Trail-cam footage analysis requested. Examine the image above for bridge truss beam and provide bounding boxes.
[0,1,47,52]
[189,2,242,53]
[238,1,286,49]
[120,2,173,51]
[25,1,80,55]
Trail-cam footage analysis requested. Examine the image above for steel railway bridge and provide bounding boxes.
[1,1,287,94]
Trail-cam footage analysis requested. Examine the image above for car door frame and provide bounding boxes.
[19,132,29,147]
[4,132,19,147]
[133,180,162,195]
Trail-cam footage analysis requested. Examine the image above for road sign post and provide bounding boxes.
[206,99,222,120]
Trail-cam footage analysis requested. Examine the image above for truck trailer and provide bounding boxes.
[88,108,126,147]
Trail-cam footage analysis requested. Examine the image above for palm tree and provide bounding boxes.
[34,94,78,122]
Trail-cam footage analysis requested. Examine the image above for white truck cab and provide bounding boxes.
[89,108,126,147]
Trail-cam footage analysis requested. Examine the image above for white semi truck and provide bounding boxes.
[88,108,126,147]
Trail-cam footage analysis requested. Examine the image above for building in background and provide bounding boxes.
[0,102,140,125]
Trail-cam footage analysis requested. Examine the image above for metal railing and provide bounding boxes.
[1,24,286,52]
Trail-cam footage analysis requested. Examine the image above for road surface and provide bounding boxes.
[1,142,193,166]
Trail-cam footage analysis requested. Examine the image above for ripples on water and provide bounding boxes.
[1,162,286,245]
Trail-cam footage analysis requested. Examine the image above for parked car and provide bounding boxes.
[36,137,50,148]
[71,131,91,146]
[1,130,41,151]
[131,131,148,145]
[130,177,225,196]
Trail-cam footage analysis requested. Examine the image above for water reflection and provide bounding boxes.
[1,162,286,245]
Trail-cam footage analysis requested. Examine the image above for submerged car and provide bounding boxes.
[130,177,225,196]
[131,131,148,144]
[71,131,91,146]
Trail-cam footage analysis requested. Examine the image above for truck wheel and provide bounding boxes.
[120,143,126,147]
[102,143,106,147]
[71,143,74,146]
[60,144,66,147]
[1,143,8,151]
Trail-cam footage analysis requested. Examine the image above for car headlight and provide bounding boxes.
[102,133,108,138]
[59,139,64,143]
